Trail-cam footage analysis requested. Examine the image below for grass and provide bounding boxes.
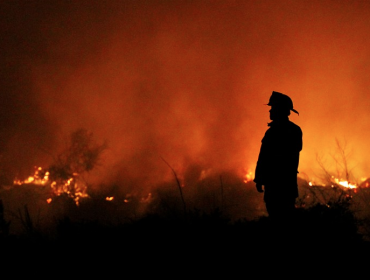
[1,172,370,268]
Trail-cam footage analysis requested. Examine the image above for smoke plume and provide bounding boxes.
[1,0,370,194]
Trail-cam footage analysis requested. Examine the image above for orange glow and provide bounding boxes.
[2,1,370,221]
[243,169,253,183]
[13,166,89,205]
[336,180,357,189]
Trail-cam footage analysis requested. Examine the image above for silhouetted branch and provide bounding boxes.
[160,156,187,215]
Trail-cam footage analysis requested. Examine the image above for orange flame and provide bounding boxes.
[13,166,89,205]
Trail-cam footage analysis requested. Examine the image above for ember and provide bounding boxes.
[13,166,89,205]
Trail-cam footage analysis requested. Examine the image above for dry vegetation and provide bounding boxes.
[1,131,370,263]
[1,177,370,256]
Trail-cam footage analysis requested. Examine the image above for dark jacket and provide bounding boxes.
[254,118,303,200]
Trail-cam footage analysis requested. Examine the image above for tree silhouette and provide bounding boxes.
[47,128,107,201]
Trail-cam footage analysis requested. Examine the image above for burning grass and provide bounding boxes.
[1,130,370,260]
[1,175,370,258]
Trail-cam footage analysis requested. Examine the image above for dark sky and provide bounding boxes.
[1,0,370,191]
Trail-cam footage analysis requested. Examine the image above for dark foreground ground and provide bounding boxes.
[2,205,370,275]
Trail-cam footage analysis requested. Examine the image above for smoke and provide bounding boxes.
[1,0,370,192]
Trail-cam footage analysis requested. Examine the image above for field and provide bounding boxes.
[1,173,370,267]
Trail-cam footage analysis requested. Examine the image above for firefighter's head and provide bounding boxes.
[266,91,299,119]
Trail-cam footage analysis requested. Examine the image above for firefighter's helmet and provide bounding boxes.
[266,91,299,115]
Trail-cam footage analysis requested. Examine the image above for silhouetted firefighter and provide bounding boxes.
[254,91,302,223]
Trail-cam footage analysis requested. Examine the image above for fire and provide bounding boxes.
[243,169,253,183]
[12,162,370,210]
[307,176,369,189]
[14,167,49,185]
[334,178,357,189]
[307,178,357,189]
[13,166,89,205]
